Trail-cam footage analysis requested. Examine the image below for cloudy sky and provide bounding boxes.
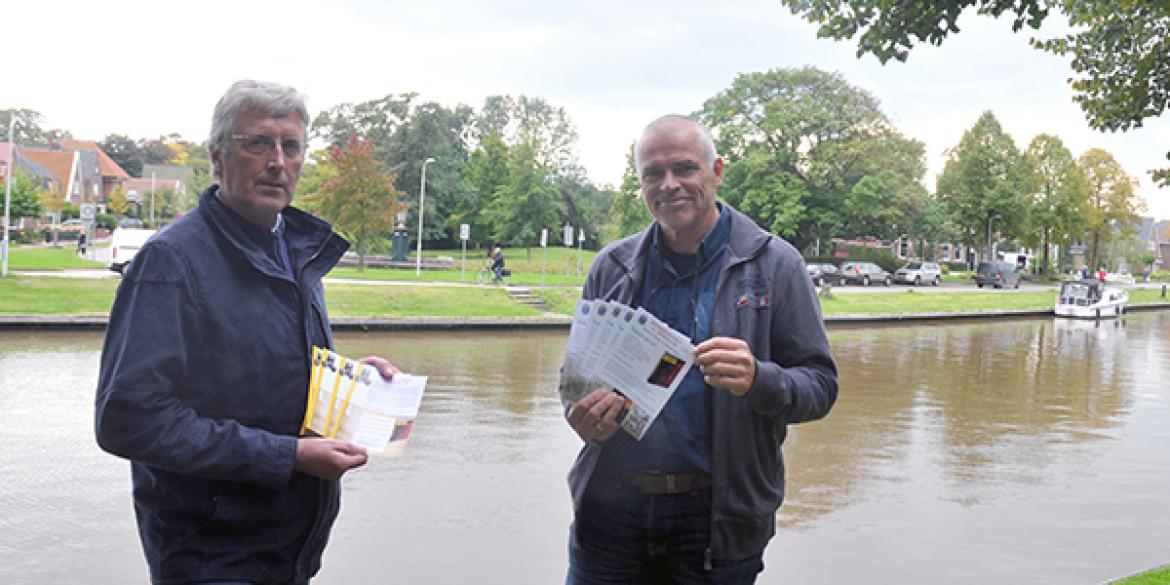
[6,0,1168,219]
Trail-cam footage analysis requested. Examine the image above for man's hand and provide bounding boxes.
[567,388,626,442]
[358,356,399,381]
[694,336,756,396]
[295,438,368,480]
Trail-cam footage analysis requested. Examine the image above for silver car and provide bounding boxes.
[894,261,942,286]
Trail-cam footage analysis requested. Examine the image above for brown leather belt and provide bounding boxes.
[622,471,712,495]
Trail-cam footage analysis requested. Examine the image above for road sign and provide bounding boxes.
[460,223,470,241]
[563,224,573,246]
[540,228,548,247]
[80,204,97,221]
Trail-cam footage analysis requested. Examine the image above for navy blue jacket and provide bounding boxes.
[95,186,349,584]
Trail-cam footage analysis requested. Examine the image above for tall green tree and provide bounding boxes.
[1023,134,1089,275]
[485,140,564,260]
[698,66,925,250]
[1078,148,1143,270]
[935,112,1033,259]
[475,95,580,174]
[100,134,146,177]
[781,0,1170,185]
[306,137,405,270]
[0,108,67,146]
[456,131,511,248]
[609,143,654,240]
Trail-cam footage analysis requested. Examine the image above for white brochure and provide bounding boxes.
[302,347,427,458]
[559,300,696,440]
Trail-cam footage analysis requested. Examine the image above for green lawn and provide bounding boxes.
[0,277,119,314]
[4,245,106,270]
[333,246,596,287]
[0,276,538,318]
[325,284,540,318]
[1111,565,1170,585]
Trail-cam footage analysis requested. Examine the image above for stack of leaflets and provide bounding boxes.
[561,300,696,440]
[301,346,427,458]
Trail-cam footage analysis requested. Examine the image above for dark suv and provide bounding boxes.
[975,262,1021,289]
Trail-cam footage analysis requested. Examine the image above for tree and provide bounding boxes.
[780,0,1170,184]
[106,188,131,216]
[936,112,1033,259]
[609,143,654,240]
[0,108,58,145]
[485,140,564,260]
[456,132,510,248]
[6,169,45,218]
[474,95,580,173]
[1023,134,1089,275]
[698,66,925,251]
[1078,148,1144,270]
[100,134,146,177]
[306,137,405,270]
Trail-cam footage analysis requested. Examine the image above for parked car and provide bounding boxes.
[974,261,1021,289]
[806,262,843,286]
[108,228,158,274]
[118,217,145,229]
[840,261,892,286]
[894,261,942,286]
[59,219,86,234]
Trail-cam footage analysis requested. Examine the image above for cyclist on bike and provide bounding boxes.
[491,247,505,285]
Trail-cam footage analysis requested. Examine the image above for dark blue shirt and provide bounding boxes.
[595,204,730,477]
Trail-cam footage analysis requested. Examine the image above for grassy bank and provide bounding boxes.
[1111,565,1170,584]
[2,271,1167,319]
[4,245,105,270]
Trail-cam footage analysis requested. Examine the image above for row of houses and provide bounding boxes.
[0,140,188,226]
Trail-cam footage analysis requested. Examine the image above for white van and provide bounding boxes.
[108,228,158,273]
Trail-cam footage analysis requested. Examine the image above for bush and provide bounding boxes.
[842,247,901,273]
[944,261,969,272]
[96,213,116,229]
[803,255,842,267]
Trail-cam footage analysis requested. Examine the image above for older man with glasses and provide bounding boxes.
[95,80,398,585]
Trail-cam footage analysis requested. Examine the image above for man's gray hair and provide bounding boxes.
[635,114,717,170]
[209,80,309,172]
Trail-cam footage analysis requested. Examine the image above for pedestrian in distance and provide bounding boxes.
[559,115,839,584]
[94,79,399,585]
[76,231,87,257]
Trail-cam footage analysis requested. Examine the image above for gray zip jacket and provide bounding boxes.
[562,205,838,561]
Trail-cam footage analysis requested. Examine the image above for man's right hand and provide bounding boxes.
[294,438,368,480]
[567,388,625,442]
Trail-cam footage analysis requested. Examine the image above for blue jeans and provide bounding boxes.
[493,266,503,284]
[567,481,764,584]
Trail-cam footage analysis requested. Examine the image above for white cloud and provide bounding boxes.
[5,0,1167,219]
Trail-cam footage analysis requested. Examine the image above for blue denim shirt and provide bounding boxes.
[594,205,731,477]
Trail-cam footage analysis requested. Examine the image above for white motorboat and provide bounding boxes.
[1055,280,1128,319]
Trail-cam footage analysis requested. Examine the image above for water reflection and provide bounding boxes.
[1,314,1168,584]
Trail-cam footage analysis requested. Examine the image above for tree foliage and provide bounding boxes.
[305,137,405,269]
[697,66,926,251]
[1023,134,1088,274]
[485,140,564,259]
[781,0,1170,184]
[6,169,44,218]
[610,143,654,240]
[0,108,71,146]
[935,111,1033,256]
[1077,148,1143,270]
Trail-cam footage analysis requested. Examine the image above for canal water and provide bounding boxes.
[1,313,1168,584]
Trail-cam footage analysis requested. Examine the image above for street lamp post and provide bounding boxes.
[3,115,15,277]
[987,213,998,263]
[415,157,435,277]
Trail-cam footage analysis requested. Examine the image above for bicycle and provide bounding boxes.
[475,264,511,285]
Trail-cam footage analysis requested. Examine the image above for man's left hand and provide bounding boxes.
[694,336,756,396]
[358,356,399,381]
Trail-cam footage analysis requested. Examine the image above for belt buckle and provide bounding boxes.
[665,474,677,494]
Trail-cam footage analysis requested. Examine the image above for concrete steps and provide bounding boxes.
[504,286,557,314]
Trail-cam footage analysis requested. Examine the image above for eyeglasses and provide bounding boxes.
[231,133,305,158]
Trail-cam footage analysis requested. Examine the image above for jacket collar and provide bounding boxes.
[610,203,773,280]
[200,185,348,280]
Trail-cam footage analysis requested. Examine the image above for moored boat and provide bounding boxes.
[1055,279,1127,319]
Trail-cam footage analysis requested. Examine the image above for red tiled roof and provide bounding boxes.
[19,149,76,195]
[60,139,130,179]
